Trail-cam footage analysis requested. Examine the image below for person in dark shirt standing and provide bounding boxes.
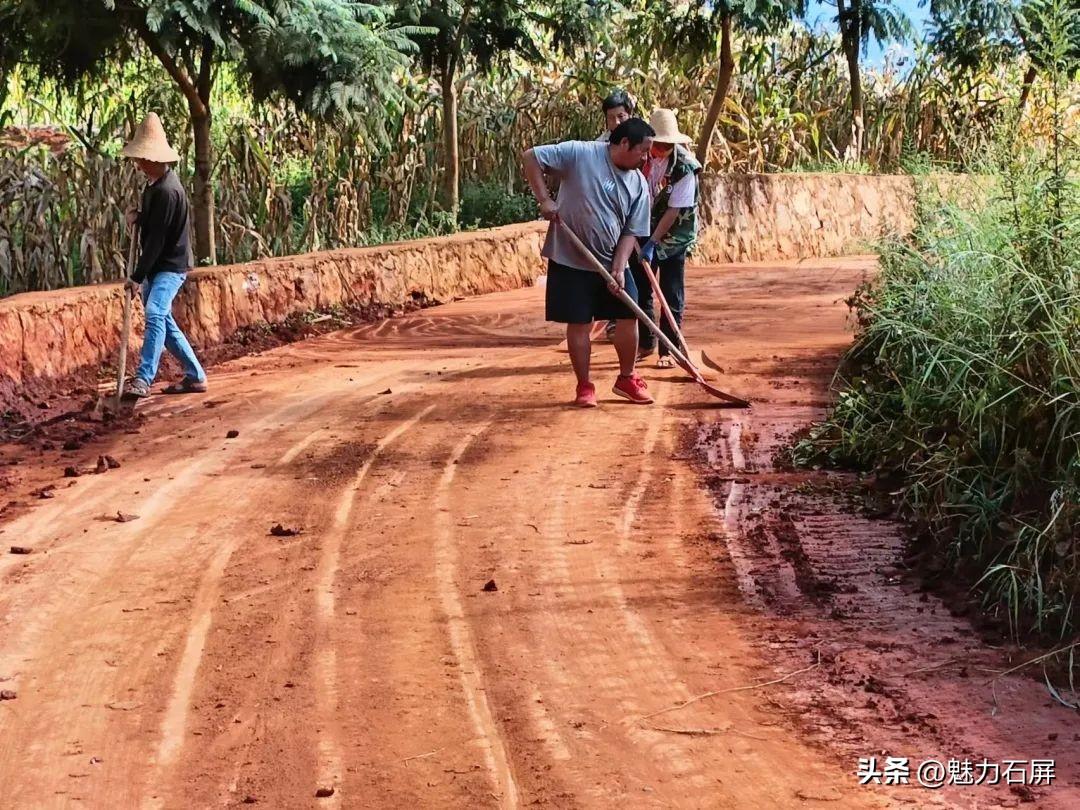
[121,113,207,398]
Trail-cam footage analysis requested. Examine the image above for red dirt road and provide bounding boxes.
[1,258,1077,809]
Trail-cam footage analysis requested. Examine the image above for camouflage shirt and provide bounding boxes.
[650,145,701,260]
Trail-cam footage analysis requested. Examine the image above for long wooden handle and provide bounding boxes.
[635,248,691,358]
[556,221,696,369]
[114,225,138,406]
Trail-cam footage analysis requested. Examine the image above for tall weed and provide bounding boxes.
[795,1,1080,648]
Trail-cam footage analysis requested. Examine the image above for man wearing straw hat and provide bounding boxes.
[121,113,207,398]
[632,108,701,368]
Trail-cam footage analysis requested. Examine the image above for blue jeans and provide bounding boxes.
[136,272,205,385]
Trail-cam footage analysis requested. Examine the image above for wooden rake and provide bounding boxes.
[557,221,749,408]
[109,225,138,413]
[634,247,730,381]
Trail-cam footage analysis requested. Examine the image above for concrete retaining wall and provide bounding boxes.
[695,173,916,264]
[0,223,546,387]
[1,173,940,389]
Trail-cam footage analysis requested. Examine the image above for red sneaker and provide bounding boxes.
[574,381,598,408]
[612,374,653,404]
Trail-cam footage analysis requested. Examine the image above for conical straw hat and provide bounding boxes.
[121,113,180,163]
[648,108,692,145]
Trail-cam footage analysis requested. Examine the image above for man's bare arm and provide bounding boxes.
[609,232,638,292]
[521,149,559,220]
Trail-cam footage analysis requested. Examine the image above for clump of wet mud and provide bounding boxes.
[281,440,377,484]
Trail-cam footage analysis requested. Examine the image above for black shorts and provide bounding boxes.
[544,260,638,324]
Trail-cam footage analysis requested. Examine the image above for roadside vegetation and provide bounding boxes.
[796,0,1079,670]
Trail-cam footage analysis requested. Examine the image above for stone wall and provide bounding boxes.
[0,223,546,387]
[1,173,959,390]
[695,173,917,264]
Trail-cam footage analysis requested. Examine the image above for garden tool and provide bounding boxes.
[92,224,138,418]
[635,245,730,381]
[114,224,138,408]
[558,220,750,408]
[633,245,692,360]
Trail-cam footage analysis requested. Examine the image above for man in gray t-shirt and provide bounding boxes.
[522,118,655,407]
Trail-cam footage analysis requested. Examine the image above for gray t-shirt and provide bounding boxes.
[532,140,650,271]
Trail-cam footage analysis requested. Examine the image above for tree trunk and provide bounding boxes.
[696,12,735,166]
[189,105,216,265]
[1018,64,1037,114]
[139,29,217,265]
[441,68,460,219]
[838,0,864,162]
[844,45,863,161]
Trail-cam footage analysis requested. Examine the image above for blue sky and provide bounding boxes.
[803,0,931,66]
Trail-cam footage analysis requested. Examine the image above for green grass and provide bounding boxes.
[796,0,1080,653]
[794,159,1079,643]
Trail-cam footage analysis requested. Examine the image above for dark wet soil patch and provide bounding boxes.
[689,404,1080,808]
[284,441,378,484]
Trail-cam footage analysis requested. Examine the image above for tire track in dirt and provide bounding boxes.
[301,354,538,806]
[463,389,731,803]
[172,463,342,807]
[312,404,437,804]
[171,363,509,805]
[2,362,438,807]
[1,387,359,808]
[526,462,609,797]
[467,449,587,803]
[146,366,445,807]
[146,408,365,808]
[433,421,520,809]
[479,373,878,807]
[616,386,669,554]
[715,416,793,607]
[151,536,236,776]
[249,350,543,807]
[527,449,689,802]
[569,388,718,785]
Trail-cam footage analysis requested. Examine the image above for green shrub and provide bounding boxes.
[796,0,1080,649]
[458,182,536,230]
[795,134,1079,643]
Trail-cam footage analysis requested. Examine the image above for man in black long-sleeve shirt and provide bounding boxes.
[120,113,207,398]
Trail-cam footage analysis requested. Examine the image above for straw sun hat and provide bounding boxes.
[648,108,692,145]
[121,112,180,163]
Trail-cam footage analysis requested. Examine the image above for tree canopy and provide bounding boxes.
[0,0,422,261]
[395,0,600,213]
